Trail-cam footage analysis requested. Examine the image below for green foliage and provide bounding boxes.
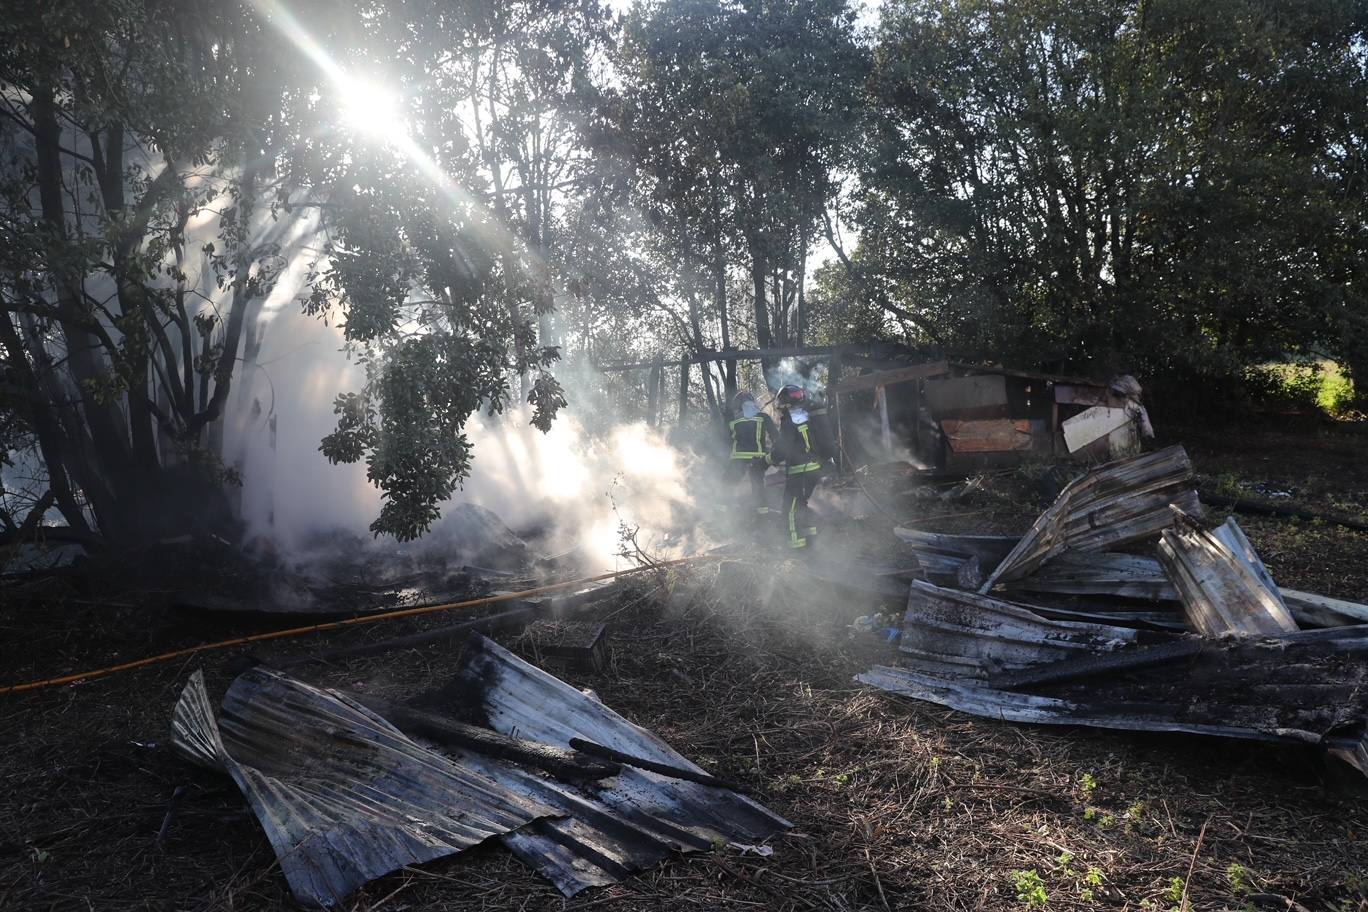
[1166,876,1185,904]
[1011,869,1049,908]
[1246,360,1358,416]
[1226,862,1251,896]
[861,0,1368,385]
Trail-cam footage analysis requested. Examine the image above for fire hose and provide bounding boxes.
[0,555,714,697]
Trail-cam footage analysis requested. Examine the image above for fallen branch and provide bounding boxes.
[1198,491,1368,532]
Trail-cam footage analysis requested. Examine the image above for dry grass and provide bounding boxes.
[2,426,1367,911]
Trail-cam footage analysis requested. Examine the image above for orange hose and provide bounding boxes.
[1,555,707,697]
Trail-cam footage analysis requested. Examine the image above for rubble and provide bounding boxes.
[173,634,789,907]
[980,444,1202,591]
[859,446,1368,778]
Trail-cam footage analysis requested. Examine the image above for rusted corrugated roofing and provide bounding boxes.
[171,668,559,908]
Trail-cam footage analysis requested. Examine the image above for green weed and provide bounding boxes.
[1011,869,1049,908]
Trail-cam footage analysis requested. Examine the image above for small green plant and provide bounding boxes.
[1056,850,1074,869]
[1011,869,1049,908]
[1226,862,1250,896]
[1086,867,1104,887]
[1166,876,1185,904]
[1098,814,1117,830]
[943,796,954,811]
[1079,772,1099,797]
[834,772,850,788]
[1083,807,1097,821]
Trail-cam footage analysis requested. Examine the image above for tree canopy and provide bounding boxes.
[1,0,1365,544]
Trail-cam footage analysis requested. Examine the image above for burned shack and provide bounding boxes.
[831,361,1153,472]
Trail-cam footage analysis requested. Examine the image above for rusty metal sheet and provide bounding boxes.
[940,419,1033,453]
[171,668,558,908]
[980,445,1201,592]
[924,375,1009,419]
[1157,513,1298,637]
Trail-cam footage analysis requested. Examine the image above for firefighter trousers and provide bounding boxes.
[783,469,820,549]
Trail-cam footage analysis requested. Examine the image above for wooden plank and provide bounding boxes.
[831,360,952,394]
[941,418,1032,453]
[923,374,1009,417]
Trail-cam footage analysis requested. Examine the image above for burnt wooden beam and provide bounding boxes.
[352,693,620,781]
[569,738,748,793]
[990,638,1203,691]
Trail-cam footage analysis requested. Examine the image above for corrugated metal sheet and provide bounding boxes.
[173,638,791,904]
[861,624,1368,773]
[897,580,1158,680]
[980,445,1201,592]
[1157,513,1298,636]
[447,636,792,895]
[1003,552,1179,601]
[171,668,558,908]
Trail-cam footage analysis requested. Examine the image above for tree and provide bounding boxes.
[0,0,300,542]
[614,0,869,391]
[860,0,1368,386]
[0,0,586,545]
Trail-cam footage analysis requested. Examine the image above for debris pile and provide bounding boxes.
[173,634,789,907]
[860,445,1368,778]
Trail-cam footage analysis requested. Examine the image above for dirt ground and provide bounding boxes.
[2,423,1366,912]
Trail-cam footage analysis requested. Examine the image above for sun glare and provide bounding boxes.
[337,77,408,141]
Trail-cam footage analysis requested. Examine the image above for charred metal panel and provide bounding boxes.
[1004,552,1178,601]
[924,374,1009,418]
[980,445,1200,592]
[897,580,1149,679]
[440,636,791,895]
[171,668,558,908]
[1157,514,1298,637]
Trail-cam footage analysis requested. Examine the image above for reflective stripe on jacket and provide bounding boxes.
[728,415,774,460]
[770,415,822,475]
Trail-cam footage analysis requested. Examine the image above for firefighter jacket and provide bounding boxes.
[768,413,822,475]
[728,414,776,462]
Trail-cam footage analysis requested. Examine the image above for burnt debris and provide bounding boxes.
[172,634,789,907]
[859,445,1368,779]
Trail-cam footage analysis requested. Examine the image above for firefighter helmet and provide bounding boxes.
[776,384,807,408]
[732,391,756,412]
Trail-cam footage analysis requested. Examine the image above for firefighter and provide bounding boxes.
[808,388,839,472]
[768,384,823,549]
[726,391,776,520]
